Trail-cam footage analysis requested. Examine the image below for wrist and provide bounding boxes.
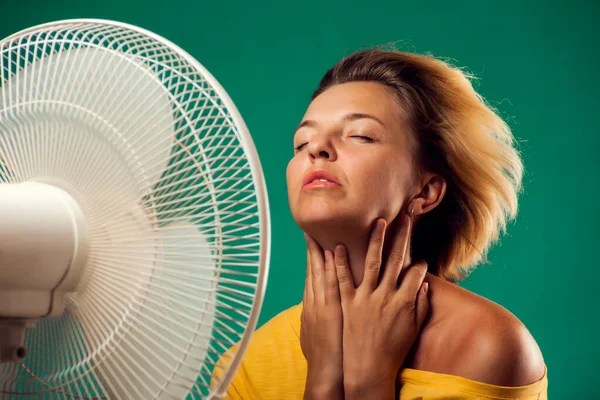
[304,365,343,400]
[307,361,343,381]
[304,381,343,400]
[343,376,395,400]
[343,368,397,400]
[344,362,397,385]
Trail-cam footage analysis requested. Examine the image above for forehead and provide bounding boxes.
[304,81,405,126]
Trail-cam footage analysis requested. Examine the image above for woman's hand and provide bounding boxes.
[335,210,430,399]
[300,235,344,400]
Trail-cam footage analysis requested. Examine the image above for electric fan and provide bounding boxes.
[0,19,270,399]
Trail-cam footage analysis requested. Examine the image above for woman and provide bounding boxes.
[215,49,547,399]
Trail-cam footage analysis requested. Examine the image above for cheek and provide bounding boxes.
[286,157,300,196]
[357,156,408,216]
[356,155,394,190]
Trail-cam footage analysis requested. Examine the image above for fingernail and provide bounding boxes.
[422,282,429,294]
[406,203,415,218]
[303,232,309,241]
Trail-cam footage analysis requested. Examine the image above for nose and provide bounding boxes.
[307,134,337,162]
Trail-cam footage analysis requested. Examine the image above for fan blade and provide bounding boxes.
[0,46,175,212]
[87,217,216,399]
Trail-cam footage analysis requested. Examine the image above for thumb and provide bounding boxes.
[415,281,429,332]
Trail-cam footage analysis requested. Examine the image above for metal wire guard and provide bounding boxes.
[0,19,270,399]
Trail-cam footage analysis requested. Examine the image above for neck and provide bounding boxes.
[308,217,409,288]
[313,229,371,287]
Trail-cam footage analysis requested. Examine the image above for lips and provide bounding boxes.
[302,170,341,188]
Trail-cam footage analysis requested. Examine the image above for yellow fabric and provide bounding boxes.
[216,303,548,400]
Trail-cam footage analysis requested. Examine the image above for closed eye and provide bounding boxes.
[294,142,308,151]
[295,135,373,151]
[350,135,374,142]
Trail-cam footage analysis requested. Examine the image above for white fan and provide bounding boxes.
[0,19,270,399]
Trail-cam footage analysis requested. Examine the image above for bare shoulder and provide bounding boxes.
[410,274,546,386]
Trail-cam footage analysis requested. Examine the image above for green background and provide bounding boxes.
[1,0,598,398]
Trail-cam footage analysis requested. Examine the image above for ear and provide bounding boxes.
[411,173,447,216]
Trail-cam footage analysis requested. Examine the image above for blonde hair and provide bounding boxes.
[312,50,523,281]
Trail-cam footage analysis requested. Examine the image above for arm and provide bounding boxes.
[301,238,345,400]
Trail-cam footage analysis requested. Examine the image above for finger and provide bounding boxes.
[334,244,356,299]
[324,249,341,304]
[396,261,428,301]
[415,281,430,332]
[304,245,313,304]
[306,235,326,302]
[381,210,413,289]
[361,218,386,292]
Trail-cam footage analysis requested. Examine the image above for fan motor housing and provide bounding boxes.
[0,182,89,318]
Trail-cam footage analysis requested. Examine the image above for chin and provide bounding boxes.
[294,211,340,230]
[293,208,371,237]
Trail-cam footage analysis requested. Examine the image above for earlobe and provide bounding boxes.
[412,174,447,216]
[406,202,416,218]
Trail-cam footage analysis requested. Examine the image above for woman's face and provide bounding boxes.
[287,81,418,235]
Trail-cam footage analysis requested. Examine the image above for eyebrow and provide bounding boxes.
[293,112,385,135]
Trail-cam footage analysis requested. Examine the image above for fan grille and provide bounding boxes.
[0,20,269,399]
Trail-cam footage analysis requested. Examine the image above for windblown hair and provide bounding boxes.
[313,50,523,282]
